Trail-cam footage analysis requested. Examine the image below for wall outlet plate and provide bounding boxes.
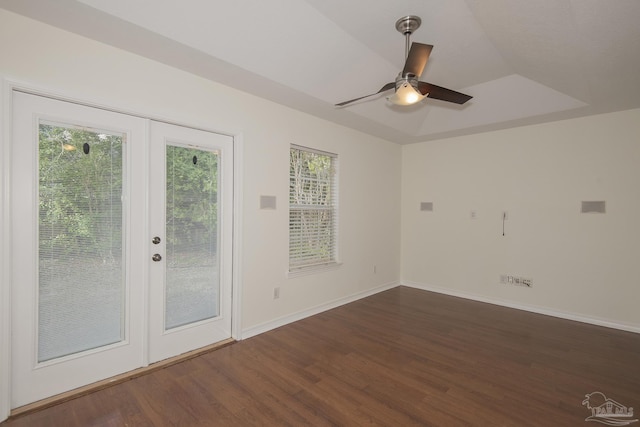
[500,275,532,287]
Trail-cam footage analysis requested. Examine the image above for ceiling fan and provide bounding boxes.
[335,15,473,107]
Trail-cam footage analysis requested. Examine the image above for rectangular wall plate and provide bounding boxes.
[420,202,433,212]
[260,195,276,210]
[581,201,605,214]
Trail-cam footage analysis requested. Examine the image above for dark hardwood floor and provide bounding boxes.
[3,286,640,426]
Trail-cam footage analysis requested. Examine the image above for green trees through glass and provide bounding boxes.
[289,147,337,269]
[38,123,124,362]
[39,123,123,265]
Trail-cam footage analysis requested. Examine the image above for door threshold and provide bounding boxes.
[10,338,236,419]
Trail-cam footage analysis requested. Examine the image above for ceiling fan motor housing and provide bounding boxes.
[395,74,420,91]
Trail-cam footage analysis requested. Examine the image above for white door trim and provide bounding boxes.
[0,79,244,419]
[0,79,14,423]
[231,132,243,340]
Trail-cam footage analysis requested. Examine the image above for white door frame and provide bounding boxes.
[0,79,243,421]
[0,79,13,423]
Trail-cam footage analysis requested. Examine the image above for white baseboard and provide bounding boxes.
[240,279,639,341]
[402,281,640,334]
[240,281,399,340]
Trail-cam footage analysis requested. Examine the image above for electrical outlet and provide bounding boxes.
[500,275,532,287]
[273,287,280,299]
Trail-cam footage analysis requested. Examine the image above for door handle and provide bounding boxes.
[152,254,162,262]
[152,236,161,244]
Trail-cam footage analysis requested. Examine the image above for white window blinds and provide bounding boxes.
[38,122,125,362]
[289,145,338,270]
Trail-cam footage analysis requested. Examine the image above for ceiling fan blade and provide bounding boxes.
[402,43,433,78]
[335,82,395,107]
[418,81,472,105]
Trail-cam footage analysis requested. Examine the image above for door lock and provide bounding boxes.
[152,254,162,262]
[152,236,161,244]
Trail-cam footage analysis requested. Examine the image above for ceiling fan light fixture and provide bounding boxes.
[387,79,425,106]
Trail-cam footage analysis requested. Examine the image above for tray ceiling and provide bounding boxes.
[2,0,640,143]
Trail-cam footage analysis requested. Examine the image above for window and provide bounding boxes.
[289,145,338,272]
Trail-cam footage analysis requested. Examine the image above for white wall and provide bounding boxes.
[0,9,401,337]
[401,109,640,330]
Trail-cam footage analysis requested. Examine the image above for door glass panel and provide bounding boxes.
[38,122,125,362]
[165,145,219,330]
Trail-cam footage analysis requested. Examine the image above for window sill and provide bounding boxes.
[287,262,342,279]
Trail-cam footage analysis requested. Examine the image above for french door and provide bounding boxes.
[148,121,233,363]
[10,92,233,408]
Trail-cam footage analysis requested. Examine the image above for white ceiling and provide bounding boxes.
[2,0,640,144]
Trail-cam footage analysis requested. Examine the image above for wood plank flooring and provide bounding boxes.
[3,286,640,426]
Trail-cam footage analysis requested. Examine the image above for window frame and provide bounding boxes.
[288,144,339,276]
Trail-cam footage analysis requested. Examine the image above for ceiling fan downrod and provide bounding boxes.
[395,15,422,61]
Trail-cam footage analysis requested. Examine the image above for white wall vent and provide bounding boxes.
[581,201,605,214]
